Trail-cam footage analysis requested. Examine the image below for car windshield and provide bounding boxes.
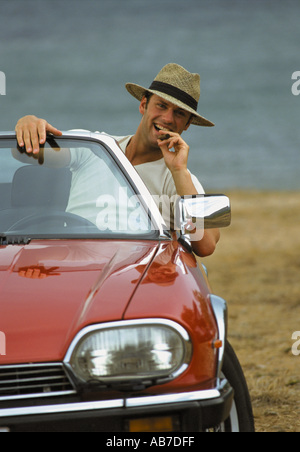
[0,137,155,240]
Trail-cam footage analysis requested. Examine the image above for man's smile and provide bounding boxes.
[153,124,173,139]
[154,124,172,132]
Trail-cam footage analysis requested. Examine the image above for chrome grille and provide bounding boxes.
[0,363,76,401]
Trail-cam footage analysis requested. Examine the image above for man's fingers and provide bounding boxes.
[15,116,62,154]
[15,125,24,147]
[37,121,47,145]
[46,124,63,138]
[29,129,41,155]
[39,123,63,144]
[22,130,34,153]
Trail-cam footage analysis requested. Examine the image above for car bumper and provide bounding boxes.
[0,379,233,432]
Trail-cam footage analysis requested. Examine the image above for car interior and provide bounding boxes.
[0,165,72,232]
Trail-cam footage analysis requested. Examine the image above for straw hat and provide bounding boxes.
[125,63,214,127]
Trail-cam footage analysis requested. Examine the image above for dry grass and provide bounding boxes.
[203,191,300,432]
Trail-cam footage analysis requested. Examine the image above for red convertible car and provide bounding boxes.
[0,132,254,432]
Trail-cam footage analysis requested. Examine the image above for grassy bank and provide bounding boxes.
[203,190,300,432]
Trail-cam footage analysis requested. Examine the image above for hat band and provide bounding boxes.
[149,81,198,111]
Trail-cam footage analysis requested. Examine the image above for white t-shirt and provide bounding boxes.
[66,133,204,230]
[115,135,205,198]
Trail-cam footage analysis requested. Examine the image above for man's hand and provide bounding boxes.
[157,130,189,174]
[15,115,62,154]
[157,129,220,257]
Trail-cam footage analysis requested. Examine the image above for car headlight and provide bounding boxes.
[64,319,192,387]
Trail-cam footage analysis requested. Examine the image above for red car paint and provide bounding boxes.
[0,238,218,391]
[0,240,157,363]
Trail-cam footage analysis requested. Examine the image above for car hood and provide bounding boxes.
[0,240,158,364]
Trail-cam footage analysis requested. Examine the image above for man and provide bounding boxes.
[15,63,220,257]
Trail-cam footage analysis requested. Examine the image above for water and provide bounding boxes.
[1,0,300,191]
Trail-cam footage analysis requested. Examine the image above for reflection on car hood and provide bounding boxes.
[0,240,158,364]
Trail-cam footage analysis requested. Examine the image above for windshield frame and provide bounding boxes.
[0,131,169,242]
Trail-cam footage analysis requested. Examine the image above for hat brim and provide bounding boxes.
[125,82,214,127]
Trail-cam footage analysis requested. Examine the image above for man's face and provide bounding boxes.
[139,94,192,149]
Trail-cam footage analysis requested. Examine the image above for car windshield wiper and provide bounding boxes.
[0,234,31,246]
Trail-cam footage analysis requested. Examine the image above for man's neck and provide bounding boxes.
[125,132,163,166]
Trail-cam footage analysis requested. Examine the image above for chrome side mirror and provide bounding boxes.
[175,194,231,238]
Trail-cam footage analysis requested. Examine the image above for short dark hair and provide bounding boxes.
[144,91,153,107]
[143,91,194,126]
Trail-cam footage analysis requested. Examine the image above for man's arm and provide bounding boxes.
[169,166,220,257]
[14,115,70,167]
[158,130,220,257]
[15,115,63,154]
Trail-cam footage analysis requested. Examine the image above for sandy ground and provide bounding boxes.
[203,191,300,432]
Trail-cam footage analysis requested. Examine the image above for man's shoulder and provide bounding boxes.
[68,130,132,152]
[96,132,132,153]
[107,134,132,153]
